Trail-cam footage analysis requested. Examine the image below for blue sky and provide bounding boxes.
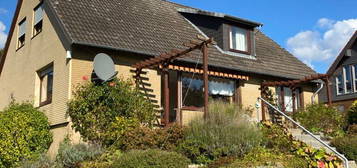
[1,1,357,73]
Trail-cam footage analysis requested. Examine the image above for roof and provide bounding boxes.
[1,0,316,80]
[327,31,357,75]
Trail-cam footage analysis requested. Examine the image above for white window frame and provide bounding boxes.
[353,65,357,93]
[343,66,351,94]
[33,2,44,37]
[17,18,26,49]
[336,75,343,95]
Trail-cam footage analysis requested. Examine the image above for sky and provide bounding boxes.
[0,1,357,73]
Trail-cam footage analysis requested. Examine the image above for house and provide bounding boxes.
[0,0,317,155]
[319,31,357,111]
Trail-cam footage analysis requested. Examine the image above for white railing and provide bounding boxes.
[258,97,349,168]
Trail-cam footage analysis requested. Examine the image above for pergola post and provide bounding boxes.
[202,43,209,120]
[260,84,267,121]
[325,76,332,106]
[292,87,296,113]
[163,65,170,126]
[280,86,285,113]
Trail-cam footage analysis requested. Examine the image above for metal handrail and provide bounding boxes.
[258,97,349,168]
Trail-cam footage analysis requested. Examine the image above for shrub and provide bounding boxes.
[331,135,357,161]
[67,78,155,146]
[294,104,345,137]
[56,140,103,168]
[111,149,190,168]
[0,102,52,168]
[19,154,56,168]
[177,102,262,164]
[260,121,295,153]
[120,124,185,151]
[80,149,122,168]
[348,124,357,134]
[227,147,308,168]
[348,101,357,125]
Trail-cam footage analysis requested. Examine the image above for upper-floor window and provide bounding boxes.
[229,26,250,54]
[38,65,53,106]
[336,73,343,95]
[33,3,44,37]
[17,18,26,49]
[343,65,352,94]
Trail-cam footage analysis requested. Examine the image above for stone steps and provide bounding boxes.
[289,128,356,168]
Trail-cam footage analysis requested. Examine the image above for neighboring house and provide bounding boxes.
[319,31,357,111]
[0,0,317,155]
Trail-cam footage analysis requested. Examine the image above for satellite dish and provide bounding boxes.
[93,53,117,82]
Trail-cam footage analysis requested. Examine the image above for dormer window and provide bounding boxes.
[229,26,250,54]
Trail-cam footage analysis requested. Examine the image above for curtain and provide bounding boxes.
[231,27,247,51]
[209,80,235,96]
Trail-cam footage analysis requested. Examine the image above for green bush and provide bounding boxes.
[0,102,52,168]
[348,101,357,125]
[67,78,155,146]
[111,149,190,168]
[177,102,262,164]
[19,154,56,168]
[331,135,357,161]
[80,149,122,168]
[120,124,185,151]
[56,140,103,168]
[227,147,308,168]
[260,121,295,153]
[294,104,345,137]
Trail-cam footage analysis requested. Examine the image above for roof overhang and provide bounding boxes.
[327,31,357,75]
[177,8,263,28]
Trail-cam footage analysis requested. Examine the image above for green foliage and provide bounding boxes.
[80,148,122,168]
[19,154,56,168]
[348,101,357,125]
[348,124,357,134]
[261,121,342,167]
[177,102,262,164]
[331,135,357,161]
[67,78,155,146]
[0,48,3,58]
[0,102,52,168]
[227,147,308,168]
[120,124,185,151]
[55,140,103,168]
[294,104,345,137]
[111,149,190,168]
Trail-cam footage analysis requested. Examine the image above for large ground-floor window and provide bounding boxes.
[181,73,235,109]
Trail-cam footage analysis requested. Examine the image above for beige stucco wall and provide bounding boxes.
[240,78,262,120]
[0,0,78,156]
[0,0,70,125]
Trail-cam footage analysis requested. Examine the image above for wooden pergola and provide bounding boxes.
[260,73,332,121]
[132,35,248,126]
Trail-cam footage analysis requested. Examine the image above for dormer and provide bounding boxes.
[178,8,262,58]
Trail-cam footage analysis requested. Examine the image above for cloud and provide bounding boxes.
[0,21,7,48]
[0,8,8,15]
[287,18,357,71]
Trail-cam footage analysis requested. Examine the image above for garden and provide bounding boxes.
[0,78,355,168]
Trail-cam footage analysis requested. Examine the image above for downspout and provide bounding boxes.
[311,79,324,104]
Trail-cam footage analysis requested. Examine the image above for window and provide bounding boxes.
[336,73,343,95]
[229,26,249,53]
[343,65,352,94]
[276,87,300,112]
[33,3,43,36]
[18,18,26,49]
[353,65,357,92]
[38,66,53,106]
[182,74,235,109]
